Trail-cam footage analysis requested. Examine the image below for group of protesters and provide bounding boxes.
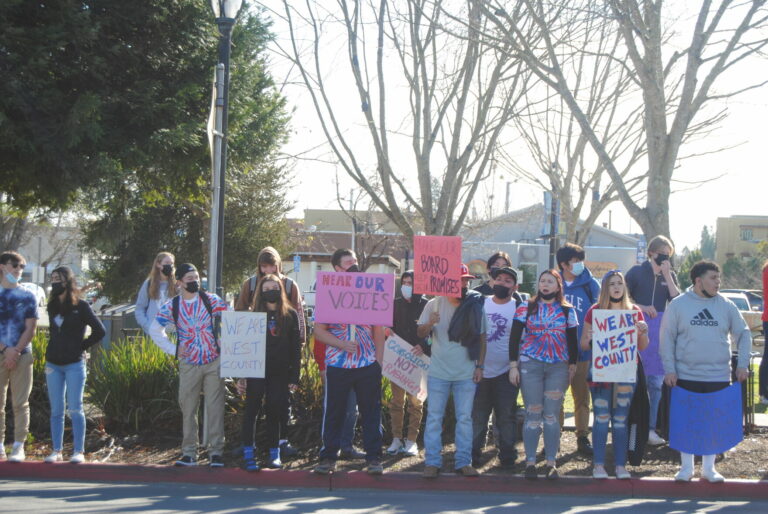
[0,237,760,483]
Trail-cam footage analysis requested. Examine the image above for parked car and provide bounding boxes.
[721,289,763,314]
[721,291,763,336]
[19,282,46,307]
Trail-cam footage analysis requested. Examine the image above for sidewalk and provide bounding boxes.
[1,461,767,500]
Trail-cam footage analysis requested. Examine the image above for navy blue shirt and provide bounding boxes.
[625,260,678,312]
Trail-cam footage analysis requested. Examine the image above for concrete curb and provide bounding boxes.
[1,462,766,500]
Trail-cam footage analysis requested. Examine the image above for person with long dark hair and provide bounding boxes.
[580,270,648,479]
[44,266,105,464]
[237,274,301,471]
[509,269,578,480]
[134,252,176,333]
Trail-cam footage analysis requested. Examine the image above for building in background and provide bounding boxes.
[715,215,768,264]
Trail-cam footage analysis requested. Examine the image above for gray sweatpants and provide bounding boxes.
[520,358,569,463]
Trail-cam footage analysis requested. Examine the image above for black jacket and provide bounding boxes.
[265,309,302,384]
[448,290,485,361]
[46,299,105,365]
[393,295,430,356]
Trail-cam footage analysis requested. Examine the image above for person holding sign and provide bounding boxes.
[660,261,751,482]
[509,270,578,481]
[580,270,648,479]
[417,264,486,478]
[313,249,386,476]
[149,263,229,468]
[236,274,301,471]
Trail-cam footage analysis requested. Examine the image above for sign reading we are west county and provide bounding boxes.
[314,271,395,326]
[220,311,266,378]
[591,309,642,383]
[382,334,430,401]
[413,235,462,297]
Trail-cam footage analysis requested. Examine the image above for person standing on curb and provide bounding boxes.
[509,269,578,481]
[579,270,648,480]
[387,270,428,456]
[759,260,768,405]
[134,252,176,334]
[626,235,679,446]
[471,266,520,469]
[313,249,385,475]
[150,263,228,468]
[0,251,38,462]
[557,243,600,456]
[418,263,486,479]
[43,266,106,464]
[661,260,751,482]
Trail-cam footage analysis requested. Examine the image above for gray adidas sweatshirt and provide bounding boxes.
[660,290,752,382]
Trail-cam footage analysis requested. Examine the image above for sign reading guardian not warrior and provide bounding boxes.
[220,311,266,378]
[413,235,462,297]
[314,271,395,326]
[591,309,641,383]
[382,334,430,401]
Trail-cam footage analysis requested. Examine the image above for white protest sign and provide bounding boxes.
[381,334,430,401]
[591,309,641,383]
[220,311,266,378]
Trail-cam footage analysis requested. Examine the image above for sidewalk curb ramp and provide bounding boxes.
[1,462,767,500]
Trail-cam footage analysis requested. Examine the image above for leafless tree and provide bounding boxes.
[273,0,532,236]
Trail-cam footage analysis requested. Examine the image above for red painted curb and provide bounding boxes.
[1,462,766,500]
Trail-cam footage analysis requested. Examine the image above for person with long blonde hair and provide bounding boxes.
[580,270,648,479]
[135,252,176,333]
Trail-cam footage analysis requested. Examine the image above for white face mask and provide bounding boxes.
[401,284,413,300]
[571,261,585,276]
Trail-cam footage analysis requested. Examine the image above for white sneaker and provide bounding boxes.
[0,445,6,461]
[675,467,694,482]
[647,430,665,446]
[592,465,608,479]
[70,452,85,464]
[615,466,632,480]
[702,468,725,483]
[45,451,63,463]
[402,439,419,456]
[8,442,25,463]
[386,437,403,455]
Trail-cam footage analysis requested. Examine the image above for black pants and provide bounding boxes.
[241,375,289,449]
[320,362,383,462]
[676,379,730,394]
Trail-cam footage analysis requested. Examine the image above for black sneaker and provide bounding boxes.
[175,455,197,467]
[524,465,537,480]
[279,441,298,458]
[577,436,593,456]
[339,447,366,460]
[544,465,559,480]
[209,455,224,468]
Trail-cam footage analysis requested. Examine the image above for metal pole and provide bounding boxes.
[549,194,557,269]
[208,64,225,293]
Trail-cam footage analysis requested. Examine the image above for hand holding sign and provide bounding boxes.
[314,272,394,326]
[413,236,462,297]
[591,309,642,383]
[382,334,430,401]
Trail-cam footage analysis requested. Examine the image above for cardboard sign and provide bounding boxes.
[669,383,743,455]
[381,334,430,401]
[314,271,394,326]
[219,311,266,378]
[413,235,462,297]
[591,309,641,382]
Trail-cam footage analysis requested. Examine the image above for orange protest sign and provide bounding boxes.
[413,235,462,297]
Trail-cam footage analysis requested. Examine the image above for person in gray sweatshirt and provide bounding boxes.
[660,260,751,483]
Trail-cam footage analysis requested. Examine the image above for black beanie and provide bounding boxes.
[175,263,198,280]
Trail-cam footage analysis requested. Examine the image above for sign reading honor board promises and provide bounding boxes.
[413,235,462,297]
[314,271,394,326]
[591,309,641,383]
[381,334,430,401]
[220,311,266,378]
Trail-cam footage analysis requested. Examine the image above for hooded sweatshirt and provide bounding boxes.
[562,266,600,362]
[660,290,752,382]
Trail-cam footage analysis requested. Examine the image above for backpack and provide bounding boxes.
[171,291,219,359]
[581,283,596,305]
[249,275,294,303]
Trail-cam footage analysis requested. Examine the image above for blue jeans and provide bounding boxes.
[424,376,476,469]
[520,359,569,463]
[646,374,663,430]
[45,360,87,453]
[590,383,635,466]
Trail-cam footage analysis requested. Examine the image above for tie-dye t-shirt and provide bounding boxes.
[0,286,39,352]
[515,301,578,364]
[325,323,376,369]
[156,293,228,365]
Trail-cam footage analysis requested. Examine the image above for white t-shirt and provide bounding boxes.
[483,297,518,378]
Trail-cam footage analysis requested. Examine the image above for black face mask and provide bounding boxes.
[539,291,557,301]
[701,288,715,298]
[492,284,510,299]
[461,287,468,299]
[185,281,200,293]
[51,282,65,296]
[609,296,623,304]
[262,290,281,303]
[345,264,360,273]
[161,264,173,277]
[654,254,670,266]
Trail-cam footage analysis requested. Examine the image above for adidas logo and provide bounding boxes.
[690,308,719,327]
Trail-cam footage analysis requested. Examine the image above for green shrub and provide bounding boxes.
[28,329,50,436]
[87,336,179,432]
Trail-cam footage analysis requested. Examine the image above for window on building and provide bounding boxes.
[741,229,753,241]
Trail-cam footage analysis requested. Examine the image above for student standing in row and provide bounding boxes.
[44,266,106,464]
[580,270,648,479]
[509,270,578,480]
[135,252,176,333]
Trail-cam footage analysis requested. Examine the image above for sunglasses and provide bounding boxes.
[9,262,26,269]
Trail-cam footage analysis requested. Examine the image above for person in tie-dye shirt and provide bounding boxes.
[150,263,228,468]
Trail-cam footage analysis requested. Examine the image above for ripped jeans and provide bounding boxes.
[589,383,635,467]
[520,358,569,463]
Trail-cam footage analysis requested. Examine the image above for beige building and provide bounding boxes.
[715,215,768,263]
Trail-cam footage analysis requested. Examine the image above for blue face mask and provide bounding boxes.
[571,261,585,276]
[4,272,19,285]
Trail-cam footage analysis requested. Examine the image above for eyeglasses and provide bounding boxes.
[10,262,26,269]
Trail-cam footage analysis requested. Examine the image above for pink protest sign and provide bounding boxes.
[413,235,462,297]
[314,271,394,326]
